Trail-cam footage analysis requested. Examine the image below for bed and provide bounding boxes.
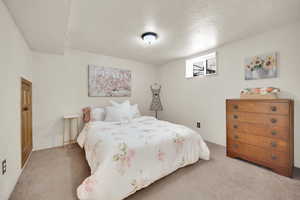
[77,107,210,200]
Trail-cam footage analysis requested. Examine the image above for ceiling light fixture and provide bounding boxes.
[141,32,158,45]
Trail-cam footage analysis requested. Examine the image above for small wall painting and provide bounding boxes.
[245,52,277,80]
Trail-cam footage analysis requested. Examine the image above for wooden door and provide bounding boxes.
[21,78,32,167]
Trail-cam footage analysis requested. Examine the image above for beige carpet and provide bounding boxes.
[10,142,300,200]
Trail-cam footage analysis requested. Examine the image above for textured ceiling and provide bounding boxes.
[4,0,300,65]
[3,0,71,54]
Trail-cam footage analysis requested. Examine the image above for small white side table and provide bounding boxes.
[63,115,80,146]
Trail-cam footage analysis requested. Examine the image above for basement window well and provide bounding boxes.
[185,52,217,78]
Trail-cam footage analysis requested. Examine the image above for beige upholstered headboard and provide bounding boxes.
[82,107,91,123]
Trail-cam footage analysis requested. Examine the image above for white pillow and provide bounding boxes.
[110,100,130,107]
[105,101,132,122]
[91,107,105,121]
[110,100,141,118]
[131,104,141,118]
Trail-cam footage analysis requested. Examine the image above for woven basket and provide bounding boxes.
[240,93,278,99]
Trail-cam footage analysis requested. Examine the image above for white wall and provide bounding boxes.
[158,21,300,167]
[32,49,158,150]
[0,1,33,199]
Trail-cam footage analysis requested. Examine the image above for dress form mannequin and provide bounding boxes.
[150,83,163,119]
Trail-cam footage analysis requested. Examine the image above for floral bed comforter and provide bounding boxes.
[77,116,210,200]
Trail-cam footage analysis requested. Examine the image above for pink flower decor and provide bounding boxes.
[157,149,165,161]
[113,143,136,173]
[173,134,185,153]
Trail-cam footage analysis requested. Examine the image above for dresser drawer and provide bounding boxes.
[228,140,289,168]
[228,132,288,152]
[228,112,289,128]
[228,121,289,141]
[227,101,289,115]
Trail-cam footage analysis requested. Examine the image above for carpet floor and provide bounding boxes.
[10,142,300,200]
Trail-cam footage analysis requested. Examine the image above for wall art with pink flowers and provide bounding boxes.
[88,65,131,97]
[244,52,277,80]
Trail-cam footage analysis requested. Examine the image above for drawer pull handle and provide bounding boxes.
[233,115,238,119]
[233,105,239,110]
[271,130,277,136]
[271,155,277,160]
[233,125,238,129]
[234,135,239,139]
[270,118,277,124]
[271,141,277,148]
[270,106,277,112]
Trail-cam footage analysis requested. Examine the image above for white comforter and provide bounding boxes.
[77,116,210,200]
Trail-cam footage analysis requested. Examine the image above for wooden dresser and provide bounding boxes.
[226,99,294,177]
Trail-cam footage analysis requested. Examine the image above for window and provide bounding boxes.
[185,52,217,78]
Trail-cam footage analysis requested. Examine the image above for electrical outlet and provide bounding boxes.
[2,159,7,175]
[196,122,201,128]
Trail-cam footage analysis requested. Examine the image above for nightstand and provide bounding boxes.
[63,114,80,146]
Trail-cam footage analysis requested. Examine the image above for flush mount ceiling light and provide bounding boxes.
[141,32,158,45]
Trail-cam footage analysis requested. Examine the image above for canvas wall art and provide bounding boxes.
[88,65,131,97]
[244,52,277,80]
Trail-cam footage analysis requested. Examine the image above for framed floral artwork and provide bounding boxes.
[88,65,131,97]
[244,52,277,80]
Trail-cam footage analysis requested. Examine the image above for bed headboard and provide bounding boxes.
[82,107,91,123]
